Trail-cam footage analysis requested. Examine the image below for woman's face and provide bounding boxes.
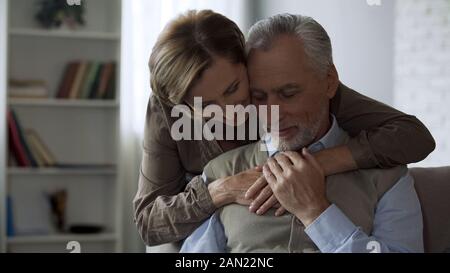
[186,56,250,126]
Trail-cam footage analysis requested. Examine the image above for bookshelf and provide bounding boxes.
[8,167,117,176]
[9,98,119,108]
[0,0,123,253]
[9,28,121,40]
[7,232,117,244]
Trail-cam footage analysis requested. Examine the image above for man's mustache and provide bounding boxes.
[266,124,299,132]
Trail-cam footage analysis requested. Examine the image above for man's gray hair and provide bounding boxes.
[247,14,333,75]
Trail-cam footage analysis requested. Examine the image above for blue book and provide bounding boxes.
[7,196,15,237]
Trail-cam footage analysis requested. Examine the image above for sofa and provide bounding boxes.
[410,167,450,252]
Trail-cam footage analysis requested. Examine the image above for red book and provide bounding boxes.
[56,63,71,98]
[104,63,116,99]
[57,62,79,98]
[7,110,30,167]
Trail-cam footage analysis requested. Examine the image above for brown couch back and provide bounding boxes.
[410,167,450,253]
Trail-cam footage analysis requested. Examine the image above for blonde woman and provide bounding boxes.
[133,10,435,246]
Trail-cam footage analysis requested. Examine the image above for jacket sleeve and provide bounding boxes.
[133,97,216,246]
[330,84,435,168]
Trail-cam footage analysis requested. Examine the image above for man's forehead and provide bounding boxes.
[247,39,313,91]
[248,57,306,91]
[249,70,297,91]
[248,43,307,73]
[248,35,305,59]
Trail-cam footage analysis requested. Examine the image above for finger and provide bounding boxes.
[263,166,277,189]
[245,175,267,199]
[263,165,277,186]
[267,157,283,178]
[273,153,293,172]
[282,151,304,165]
[254,165,263,172]
[275,207,287,217]
[302,148,323,173]
[249,185,273,213]
[256,194,279,215]
[246,167,262,175]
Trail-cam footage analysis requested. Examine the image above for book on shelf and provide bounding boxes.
[8,109,37,167]
[7,111,114,170]
[7,196,15,237]
[25,129,57,167]
[7,109,57,168]
[7,110,30,167]
[105,64,117,100]
[57,61,116,100]
[68,61,89,99]
[26,133,46,167]
[56,62,79,99]
[8,79,49,98]
[79,62,99,99]
[88,63,103,99]
[96,62,115,99]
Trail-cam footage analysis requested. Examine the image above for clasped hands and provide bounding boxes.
[244,148,330,227]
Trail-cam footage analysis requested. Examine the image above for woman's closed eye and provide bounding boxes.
[223,81,240,96]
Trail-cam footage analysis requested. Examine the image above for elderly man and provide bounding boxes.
[180,14,423,253]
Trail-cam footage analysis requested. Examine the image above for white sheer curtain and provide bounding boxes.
[120,0,252,252]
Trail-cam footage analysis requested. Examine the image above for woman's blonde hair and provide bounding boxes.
[149,10,246,106]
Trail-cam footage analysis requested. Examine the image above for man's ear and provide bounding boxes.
[326,64,339,99]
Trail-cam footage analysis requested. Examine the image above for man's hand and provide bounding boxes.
[208,167,262,208]
[263,148,330,227]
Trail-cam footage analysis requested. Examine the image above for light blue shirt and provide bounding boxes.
[181,116,424,253]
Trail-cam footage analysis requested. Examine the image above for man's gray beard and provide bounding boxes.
[272,108,328,152]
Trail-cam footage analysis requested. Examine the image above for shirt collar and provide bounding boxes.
[265,115,346,157]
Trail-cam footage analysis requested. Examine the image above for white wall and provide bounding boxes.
[254,0,395,105]
[394,0,450,167]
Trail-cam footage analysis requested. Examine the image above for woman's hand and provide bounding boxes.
[208,167,263,208]
[245,169,287,216]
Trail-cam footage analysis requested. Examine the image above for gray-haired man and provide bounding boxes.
[181,14,423,253]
